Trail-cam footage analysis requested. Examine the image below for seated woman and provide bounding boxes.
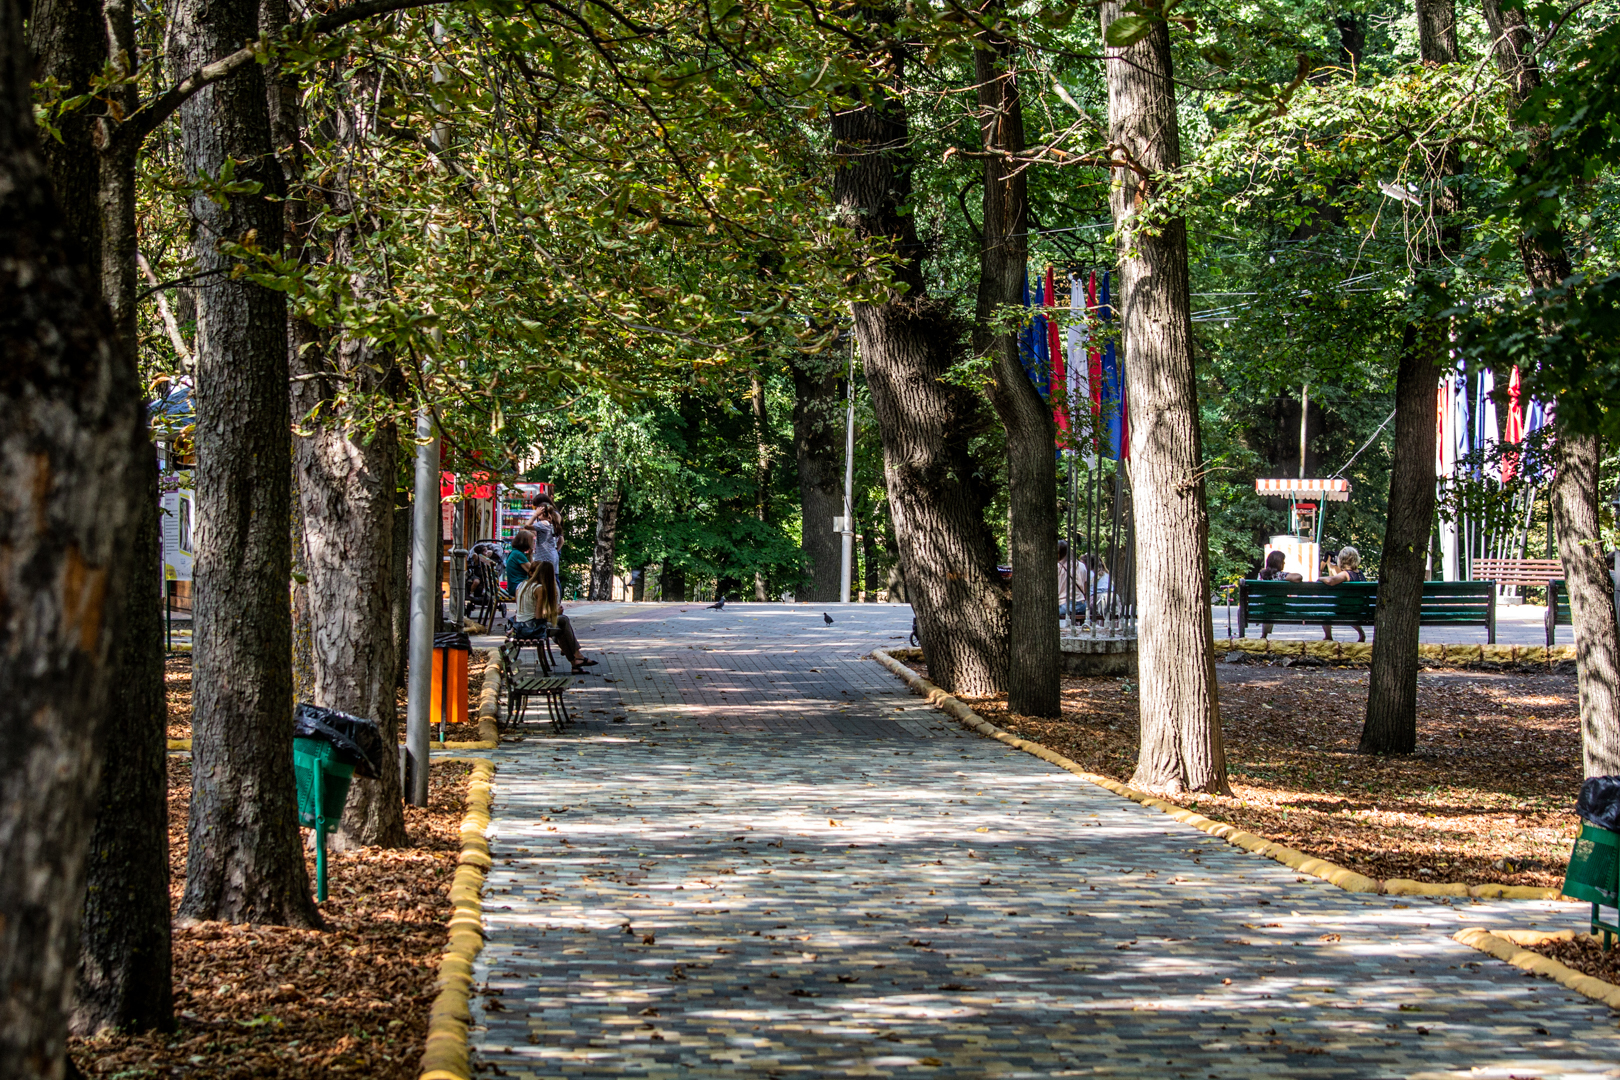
[512,559,597,674]
[1320,545,1367,642]
[1256,549,1302,639]
[504,529,535,598]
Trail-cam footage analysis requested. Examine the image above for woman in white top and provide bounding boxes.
[512,560,596,673]
[1056,540,1087,619]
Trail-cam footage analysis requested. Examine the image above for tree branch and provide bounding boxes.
[113,0,459,149]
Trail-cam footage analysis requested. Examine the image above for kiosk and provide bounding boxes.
[1254,478,1351,579]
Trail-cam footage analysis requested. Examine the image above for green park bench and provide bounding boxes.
[1238,580,1496,642]
[1544,579,1620,646]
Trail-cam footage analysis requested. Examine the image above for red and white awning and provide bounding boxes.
[1255,478,1350,502]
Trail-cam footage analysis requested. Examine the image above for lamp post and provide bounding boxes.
[837,332,856,605]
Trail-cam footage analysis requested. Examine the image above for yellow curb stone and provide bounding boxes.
[1454,927,1620,1010]
[419,757,496,1080]
[871,648,1560,902]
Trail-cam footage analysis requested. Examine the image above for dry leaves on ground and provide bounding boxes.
[1522,936,1620,984]
[71,758,471,1079]
[912,659,1583,890]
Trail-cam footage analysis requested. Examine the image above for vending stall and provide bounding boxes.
[1254,477,1351,579]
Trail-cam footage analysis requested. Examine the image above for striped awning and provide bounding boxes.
[1255,478,1351,502]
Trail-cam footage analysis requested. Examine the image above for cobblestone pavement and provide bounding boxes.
[471,604,1620,1079]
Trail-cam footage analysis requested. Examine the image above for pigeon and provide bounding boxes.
[707,596,726,610]
[823,612,834,625]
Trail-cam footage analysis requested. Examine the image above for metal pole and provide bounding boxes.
[838,337,856,605]
[404,408,438,807]
[1299,382,1309,478]
[449,497,467,629]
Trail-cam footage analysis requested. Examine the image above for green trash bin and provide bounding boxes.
[293,736,356,902]
[1562,822,1620,949]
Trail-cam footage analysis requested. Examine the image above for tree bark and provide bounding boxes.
[170,0,318,926]
[1359,0,1457,754]
[30,0,173,1033]
[751,374,772,601]
[1103,2,1227,792]
[72,454,173,1035]
[288,56,407,851]
[831,24,1008,695]
[0,0,145,1067]
[589,488,621,600]
[973,23,1060,718]
[1483,0,1620,775]
[392,503,411,687]
[1361,323,1442,754]
[789,351,845,602]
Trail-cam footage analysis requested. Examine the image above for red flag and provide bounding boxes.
[1046,266,1069,433]
[1502,367,1524,481]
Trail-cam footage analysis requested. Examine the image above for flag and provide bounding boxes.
[1502,367,1524,482]
[1066,273,1088,444]
[1099,272,1126,460]
[1479,368,1500,480]
[1046,266,1067,432]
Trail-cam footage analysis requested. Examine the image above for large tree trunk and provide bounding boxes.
[973,22,1060,718]
[751,374,772,601]
[1103,2,1227,792]
[0,0,145,1066]
[392,503,412,687]
[1359,0,1457,754]
[1483,0,1620,775]
[589,488,621,600]
[288,56,407,851]
[660,560,686,602]
[1361,324,1442,753]
[831,25,1008,695]
[72,455,173,1035]
[170,0,318,926]
[29,0,173,1034]
[789,351,845,602]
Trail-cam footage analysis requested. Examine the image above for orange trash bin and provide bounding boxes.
[431,631,470,739]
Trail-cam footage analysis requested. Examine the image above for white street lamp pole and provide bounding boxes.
[838,337,856,604]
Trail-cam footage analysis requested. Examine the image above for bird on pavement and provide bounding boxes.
[823,612,834,625]
[707,596,726,610]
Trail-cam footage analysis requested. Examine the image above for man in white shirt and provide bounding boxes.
[1057,540,1087,620]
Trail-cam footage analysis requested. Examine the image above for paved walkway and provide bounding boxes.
[470,603,1618,1079]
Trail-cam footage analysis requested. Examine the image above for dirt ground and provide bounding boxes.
[71,757,471,1078]
[913,657,1584,891]
[166,652,487,742]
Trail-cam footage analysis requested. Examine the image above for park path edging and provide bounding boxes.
[1217,637,1576,665]
[419,756,496,1080]
[869,648,1560,902]
[1453,927,1620,1010]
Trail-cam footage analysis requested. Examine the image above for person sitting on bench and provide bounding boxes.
[1256,549,1302,639]
[1319,545,1367,642]
[513,559,597,674]
[504,528,535,598]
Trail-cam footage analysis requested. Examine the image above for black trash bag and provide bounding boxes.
[294,704,385,779]
[1576,775,1620,833]
[434,630,470,651]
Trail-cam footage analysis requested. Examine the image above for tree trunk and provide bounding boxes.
[789,351,845,602]
[752,374,772,601]
[30,0,173,1034]
[1361,323,1442,753]
[72,453,173,1035]
[831,25,1008,694]
[0,0,145,1066]
[1103,2,1227,792]
[288,57,407,851]
[170,0,317,926]
[973,23,1060,718]
[1483,0,1620,775]
[1359,0,1456,754]
[589,489,621,600]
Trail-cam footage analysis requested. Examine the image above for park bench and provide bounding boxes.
[508,674,573,732]
[1238,580,1497,642]
[1545,580,1620,646]
[1472,557,1562,599]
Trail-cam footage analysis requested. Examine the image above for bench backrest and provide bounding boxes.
[1549,580,1572,625]
[1240,579,1494,624]
[1242,581,1379,622]
[1472,557,1563,587]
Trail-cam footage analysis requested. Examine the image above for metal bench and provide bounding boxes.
[1238,580,1496,642]
[508,674,572,733]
